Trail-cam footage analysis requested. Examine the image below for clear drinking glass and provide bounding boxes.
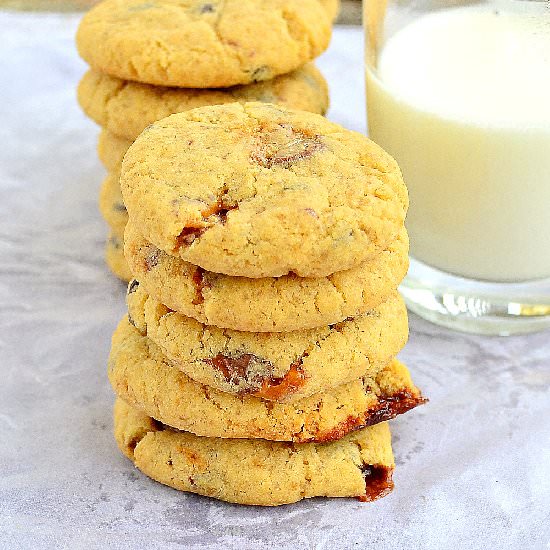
[364,0,550,335]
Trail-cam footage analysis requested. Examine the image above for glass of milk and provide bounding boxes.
[364,0,550,335]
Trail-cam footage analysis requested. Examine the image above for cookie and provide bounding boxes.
[114,398,395,506]
[124,223,409,332]
[320,0,340,20]
[79,64,329,142]
[127,283,408,402]
[121,102,408,278]
[106,231,133,283]
[99,170,127,235]
[109,318,425,442]
[97,130,132,172]
[76,0,333,88]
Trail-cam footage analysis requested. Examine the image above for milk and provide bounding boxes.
[367,7,550,282]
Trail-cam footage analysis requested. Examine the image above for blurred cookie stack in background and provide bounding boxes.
[107,101,425,505]
[75,0,338,282]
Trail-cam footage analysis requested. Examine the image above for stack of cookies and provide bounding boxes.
[75,0,338,282]
[108,101,426,506]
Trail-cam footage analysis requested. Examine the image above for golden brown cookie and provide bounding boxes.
[99,170,127,235]
[121,102,408,278]
[124,223,409,332]
[321,0,340,20]
[97,130,132,172]
[114,398,395,506]
[80,64,329,141]
[76,0,333,88]
[105,231,133,283]
[108,317,425,442]
[126,282,408,402]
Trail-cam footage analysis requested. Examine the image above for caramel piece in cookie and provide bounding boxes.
[76,0,333,88]
[124,223,409,332]
[80,64,329,141]
[121,102,408,278]
[114,398,394,506]
[126,283,409,402]
[108,318,425,442]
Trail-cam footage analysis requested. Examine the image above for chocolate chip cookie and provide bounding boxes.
[114,398,395,506]
[121,102,408,277]
[76,0,333,88]
[124,223,409,332]
[108,318,425,442]
[97,130,132,172]
[105,231,133,283]
[320,0,340,20]
[99,170,127,236]
[80,64,329,141]
[126,283,408,401]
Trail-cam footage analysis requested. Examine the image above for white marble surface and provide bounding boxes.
[1,13,549,550]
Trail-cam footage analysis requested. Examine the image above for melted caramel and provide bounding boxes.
[358,465,395,502]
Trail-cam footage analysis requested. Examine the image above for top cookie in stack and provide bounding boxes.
[75,0,337,282]
[77,0,337,88]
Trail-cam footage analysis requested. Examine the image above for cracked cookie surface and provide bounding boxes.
[80,64,329,141]
[124,223,409,332]
[76,0,333,88]
[114,398,394,506]
[108,318,425,442]
[126,283,408,401]
[121,102,408,278]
